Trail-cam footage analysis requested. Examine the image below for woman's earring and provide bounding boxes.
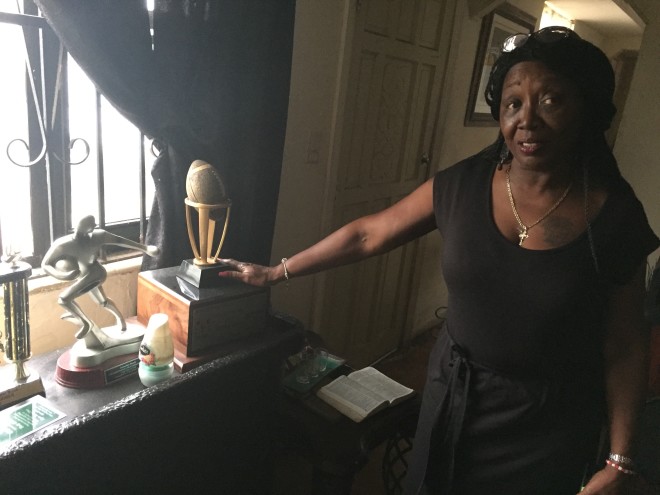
[497,146,512,170]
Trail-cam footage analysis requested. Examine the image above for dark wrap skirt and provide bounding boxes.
[404,327,605,495]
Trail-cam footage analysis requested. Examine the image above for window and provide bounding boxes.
[0,0,155,269]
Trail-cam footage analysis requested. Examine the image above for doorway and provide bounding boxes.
[316,0,458,367]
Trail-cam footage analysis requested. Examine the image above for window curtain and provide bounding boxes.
[34,0,295,270]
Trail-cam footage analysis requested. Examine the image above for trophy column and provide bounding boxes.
[177,198,232,288]
[0,259,44,408]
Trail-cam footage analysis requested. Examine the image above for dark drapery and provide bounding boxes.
[34,0,295,269]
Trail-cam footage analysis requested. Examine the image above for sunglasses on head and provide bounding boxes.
[502,26,580,53]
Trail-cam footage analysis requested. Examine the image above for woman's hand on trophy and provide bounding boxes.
[218,259,276,287]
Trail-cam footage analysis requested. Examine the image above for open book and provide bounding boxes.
[315,367,414,423]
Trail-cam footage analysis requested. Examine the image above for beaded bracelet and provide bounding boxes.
[281,258,290,286]
[608,453,635,468]
[606,459,637,476]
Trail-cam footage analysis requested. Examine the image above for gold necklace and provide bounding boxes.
[505,166,573,246]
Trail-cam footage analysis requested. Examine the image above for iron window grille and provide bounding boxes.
[0,1,155,271]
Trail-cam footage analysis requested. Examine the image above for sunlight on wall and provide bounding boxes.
[541,2,575,29]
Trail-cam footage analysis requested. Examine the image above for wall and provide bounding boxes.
[269,1,353,330]
[613,0,660,265]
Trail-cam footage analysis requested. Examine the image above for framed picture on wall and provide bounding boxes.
[464,3,537,126]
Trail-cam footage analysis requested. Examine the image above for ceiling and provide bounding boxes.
[547,0,645,37]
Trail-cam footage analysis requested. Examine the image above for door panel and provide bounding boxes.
[318,0,456,367]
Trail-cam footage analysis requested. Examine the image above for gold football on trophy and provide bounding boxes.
[186,160,227,205]
[183,160,232,266]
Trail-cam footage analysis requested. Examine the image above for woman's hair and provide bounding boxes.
[484,28,621,184]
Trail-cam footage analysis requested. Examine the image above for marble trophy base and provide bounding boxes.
[177,259,232,289]
[0,365,45,409]
[55,318,144,389]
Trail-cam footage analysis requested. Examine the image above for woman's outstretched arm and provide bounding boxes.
[220,177,436,287]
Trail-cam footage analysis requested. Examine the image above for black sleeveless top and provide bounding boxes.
[404,152,659,494]
[433,151,659,379]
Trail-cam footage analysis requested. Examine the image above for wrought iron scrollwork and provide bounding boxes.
[5,137,46,168]
[51,137,91,167]
[5,26,90,169]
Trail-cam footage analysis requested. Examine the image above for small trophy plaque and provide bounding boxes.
[0,255,45,409]
[177,160,232,288]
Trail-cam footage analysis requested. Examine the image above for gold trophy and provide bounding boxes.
[138,160,269,370]
[0,253,44,409]
[177,160,232,288]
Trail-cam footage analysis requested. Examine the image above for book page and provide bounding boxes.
[316,375,388,421]
[347,367,414,405]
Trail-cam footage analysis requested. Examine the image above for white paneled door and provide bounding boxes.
[318,0,457,367]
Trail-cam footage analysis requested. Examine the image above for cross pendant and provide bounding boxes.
[518,228,528,246]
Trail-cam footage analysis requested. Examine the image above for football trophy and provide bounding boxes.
[177,160,232,288]
[137,160,269,372]
[42,216,159,387]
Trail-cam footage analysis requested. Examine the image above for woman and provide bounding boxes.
[220,27,659,494]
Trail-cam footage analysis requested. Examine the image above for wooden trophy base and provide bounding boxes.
[0,366,45,410]
[56,351,140,389]
[137,266,270,372]
[172,339,226,373]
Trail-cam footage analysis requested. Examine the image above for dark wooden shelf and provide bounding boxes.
[0,312,304,494]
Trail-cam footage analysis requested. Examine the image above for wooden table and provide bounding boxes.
[276,366,421,494]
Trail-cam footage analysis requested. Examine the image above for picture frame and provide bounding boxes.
[464,3,537,127]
